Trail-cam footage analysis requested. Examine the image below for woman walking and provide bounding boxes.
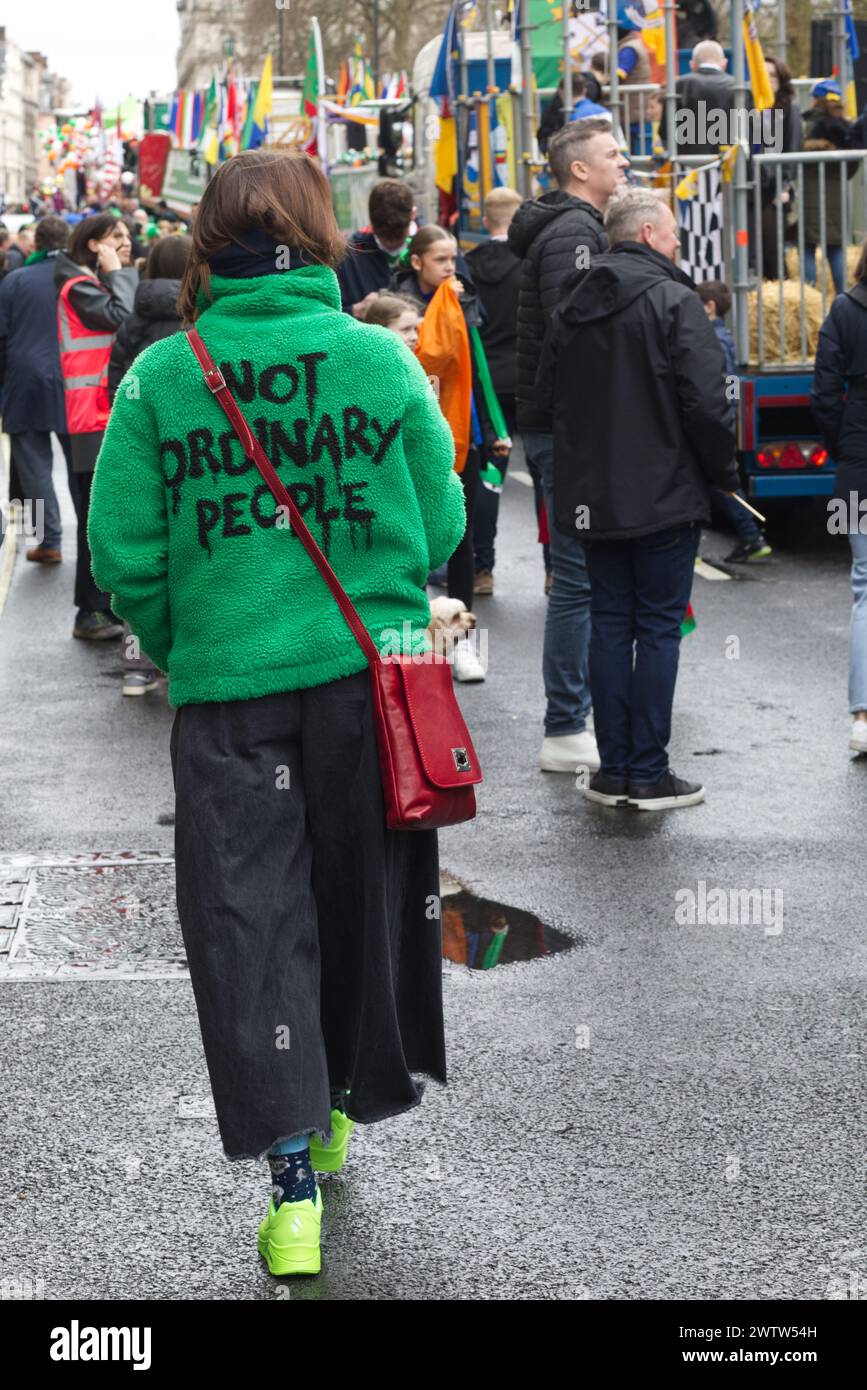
[812,237,867,754]
[55,212,138,641]
[88,151,466,1275]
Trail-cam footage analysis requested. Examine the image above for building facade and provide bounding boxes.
[0,28,69,207]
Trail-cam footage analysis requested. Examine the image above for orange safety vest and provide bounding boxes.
[57,275,114,435]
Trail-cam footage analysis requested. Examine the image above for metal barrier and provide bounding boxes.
[751,148,867,368]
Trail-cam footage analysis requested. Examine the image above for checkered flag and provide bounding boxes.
[678,167,725,283]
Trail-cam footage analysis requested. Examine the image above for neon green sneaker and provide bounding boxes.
[308,1108,356,1174]
[258,1186,323,1276]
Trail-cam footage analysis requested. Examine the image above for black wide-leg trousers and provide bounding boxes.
[170,668,446,1159]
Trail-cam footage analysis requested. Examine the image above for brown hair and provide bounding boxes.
[697,279,732,317]
[68,213,120,269]
[35,215,70,252]
[363,292,420,328]
[407,225,454,260]
[854,237,867,286]
[178,151,346,322]
[145,233,192,280]
[765,55,795,109]
[368,179,414,241]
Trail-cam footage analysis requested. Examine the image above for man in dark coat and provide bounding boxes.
[540,188,738,811]
[659,39,737,157]
[0,216,72,562]
[508,117,628,777]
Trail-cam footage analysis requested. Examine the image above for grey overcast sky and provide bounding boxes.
[6,0,180,109]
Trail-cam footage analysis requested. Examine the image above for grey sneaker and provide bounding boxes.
[73,610,124,641]
[122,671,159,697]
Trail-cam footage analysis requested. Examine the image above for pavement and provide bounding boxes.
[1,441,865,1301]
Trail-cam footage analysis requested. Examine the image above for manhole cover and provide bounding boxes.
[0,854,184,980]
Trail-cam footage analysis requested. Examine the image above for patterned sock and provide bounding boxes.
[331,1088,351,1115]
[268,1143,317,1208]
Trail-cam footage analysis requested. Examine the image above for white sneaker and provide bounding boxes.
[540,730,600,773]
[452,638,486,682]
[849,721,867,754]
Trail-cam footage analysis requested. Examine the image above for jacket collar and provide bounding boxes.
[611,240,695,288]
[197,263,341,317]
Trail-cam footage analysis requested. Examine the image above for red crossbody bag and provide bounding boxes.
[186,328,482,831]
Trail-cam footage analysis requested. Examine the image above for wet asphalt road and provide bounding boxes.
[1,443,865,1301]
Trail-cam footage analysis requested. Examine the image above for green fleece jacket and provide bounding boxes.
[88,264,465,707]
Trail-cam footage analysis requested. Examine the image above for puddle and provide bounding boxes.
[440,887,573,969]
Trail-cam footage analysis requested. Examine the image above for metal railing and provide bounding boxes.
[751,149,867,368]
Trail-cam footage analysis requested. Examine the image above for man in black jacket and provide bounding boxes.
[509,118,628,777]
[540,188,738,810]
[0,216,71,563]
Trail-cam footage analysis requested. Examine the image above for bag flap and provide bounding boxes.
[397,659,483,789]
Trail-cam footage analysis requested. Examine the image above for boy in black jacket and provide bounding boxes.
[466,187,523,595]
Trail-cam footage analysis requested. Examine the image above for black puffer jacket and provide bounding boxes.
[812,284,867,506]
[508,191,607,433]
[465,238,521,397]
[108,277,182,401]
[538,241,738,539]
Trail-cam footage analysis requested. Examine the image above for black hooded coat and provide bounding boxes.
[538,240,738,539]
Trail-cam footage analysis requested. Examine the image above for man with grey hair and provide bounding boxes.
[538,186,739,811]
[509,117,629,778]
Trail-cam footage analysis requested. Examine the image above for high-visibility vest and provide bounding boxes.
[57,275,115,435]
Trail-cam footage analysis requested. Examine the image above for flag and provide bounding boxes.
[203,81,224,165]
[846,0,861,62]
[249,53,273,149]
[198,74,217,149]
[302,25,320,156]
[350,40,366,105]
[240,79,258,149]
[99,136,123,201]
[681,601,697,637]
[743,0,774,111]
[336,60,350,104]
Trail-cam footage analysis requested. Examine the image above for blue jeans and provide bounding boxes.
[524,432,592,737]
[584,522,701,783]
[849,531,867,713]
[8,430,70,550]
[715,487,761,544]
[804,244,846,297]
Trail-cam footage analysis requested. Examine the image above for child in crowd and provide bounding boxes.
[697,280,772,564]
[362,291,421,350]
[391,225,511,679]
[466,187,526,596]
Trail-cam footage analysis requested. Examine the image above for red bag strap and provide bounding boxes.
[185,327,380,666]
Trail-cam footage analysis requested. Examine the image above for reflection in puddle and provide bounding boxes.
[440,889,573,970]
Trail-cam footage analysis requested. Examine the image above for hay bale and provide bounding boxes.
[785,244,855,294]
[747,279,827,365]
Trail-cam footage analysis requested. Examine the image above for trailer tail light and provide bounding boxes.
[757,442,804,469]
[809,446,828,467]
